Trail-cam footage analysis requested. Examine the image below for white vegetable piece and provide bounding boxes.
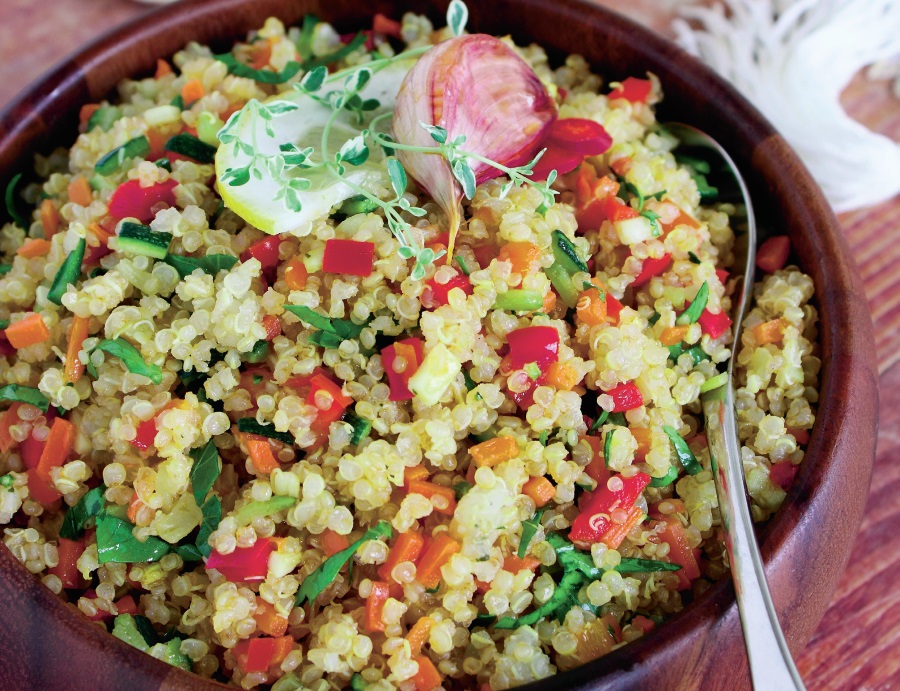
[614,215,655,245]
[408,343,462,406]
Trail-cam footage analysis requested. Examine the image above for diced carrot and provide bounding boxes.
[498,242,542,275]
[155,59,173,79]
[630,427,652,461]
[503,554,541,573]
[542,290,557,313]
[581,435,610,487]
[407,480,456,516]
[0,403,22,453]
[249,38,274,70]
[36,418,76,482]
[416,533,461,589]
[610,157,632,177]
[648,498,686,518]
[262,314,282,341]
[365,581,391,633]
[321,529,350,557]
[49,537,85,589]
[127,492,143,524]
[79,104,100,127]
[544,361,580,391]
[40,200,60,238]
[576,286,608,326]
[373,13,403,38]
[16,238,52,259]
[255,597,289,636]
[405,617,434,657]
[378,530,425,581]
[412,655,443,691]
[115,595,138,615]
[5,313,50,349]
[656,515,700,589]
[67,177,93,207]
[246,438,279,474]
[181,79,205,105]
[752,318,788,345]
[64,315,90,384]
[631,614,656,634]
[756,236,791,273]
[26,468,61,505]
[659,325,688,346]
[470,436,518,468]
[403,465,430,488]
[599,503,645,549]
[271,635,294,666]
[283,257,308,290]
[522,476,556,507]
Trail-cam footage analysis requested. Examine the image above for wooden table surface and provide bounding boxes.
[1,0,898,689]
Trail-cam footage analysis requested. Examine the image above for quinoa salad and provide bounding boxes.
[0,3,820,689]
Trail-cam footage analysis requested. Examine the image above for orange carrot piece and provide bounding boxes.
[378,530,425,581]
[470,436,518,468]
[270,635,294,666]
[503,554,541,574]
[246,438,279,474]
[321,529,350,557]
[581,435,610,487]
[576,287,608,326]
[181,78,205,104]
[155,59,173,79]
[522,476,556,507]
[283,257,308,291]
[255,597,289,637]
[788,427,810,445]
[364,580,391,633]
[36,418,76,482]
[79,104,100,127]
[545,361,580,391]
[40,200,60,238]
[659,325,689,346]
[412,655,443,691]
[64,315,90,384]
[126,492,143,524]
[406,480,457,516]
[542,289,557,314]
[0,404,22,453]
[16,238,51,259]
[599,503,645,549]
[5,313,50,349]
[403,465,430,488]
[752,318,788,345]
[249,39,274,70]
[405,617,434,657]
[656,515,700,589]
[498,242,542,275]
[416,533,461,589]
[649,498,686,518]
[67,177,93,207]
[631,615,655,634]
[630,427,652,461]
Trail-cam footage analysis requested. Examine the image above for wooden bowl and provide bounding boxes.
[0,0,878,689]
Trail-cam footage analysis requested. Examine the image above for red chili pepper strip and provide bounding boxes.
[382,338,424,401]
[756,235,791,273]
[507,326,560,371]
[205,538,274,582]
[547,118,613,156]
[609,77,653,103]
[530,146,585,182]
[569,472,650,544]
[422,269,473,308]
[107,179,178,223]
[630,254,672,288]
[697,309,733,339]
[241,235,283,269]
[607,382,644,412]
[322,239,375,276]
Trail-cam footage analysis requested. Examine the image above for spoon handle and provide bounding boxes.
[704,392,807,690]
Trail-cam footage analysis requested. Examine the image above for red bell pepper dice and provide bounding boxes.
[130,418,157,451]
[262,314,282,341]
[108,178,178,223]
[422,269,473,308]
[607,382,644,412]
[530,146,585,182]
[205,538,274,582]
[769,461,799,491]
[382,338,424,401]
[322,239,375,277]
[547,118,613,156]
[373,13,403,38]
[569,472,651,543]
[756,235,791,273]
[609,77,653,103]
[630,254,672,288]
[715,269,729,285]
[697,309,732,339]
[241,236,284,269]
[507,326,560,371]
[115,595,139,615]
[307,374,353,428]
[605,293,624,324]
[49,537,85,589]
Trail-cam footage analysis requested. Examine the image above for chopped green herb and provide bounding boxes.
[94,136,151,176]
[336,195,380,216]
[163,253,238,278]
[59,485,106,539]
[0,319,8,330]
[608,412,628,426]
[688,251,702,265]
[452,481,473,500]
[300,33,369,70]
[647,311,661,326]
[517,508,545,559]
[236,418,294,444]
[539,430,549,446]
[170,94,185,110]
[462,369,477,391]
[344,410,372,446]
[244,340,269,364]
[589,410,609,434]
[189,440,221,505]
[96,512,170,564]
[350,673,366,691]
[603,428,615,468]
[252,374,263,385]
[164,133,217,164]
[285,305,366,348]
[47,237,86,305]
[5,173,28,228]
[214,54,304,84]
[640,209,662,237]
[0,384,50,411]
[524,362,541,381]
[662,425,703,475]
[0,474,15,489]
[86,106,122,133]
[675,281,709,326]
[196,495,221,558]
[87,339,163,384]
[155,158,172,172]
[295,521,392,605]
[0,264,12,275]
[668,343,710,365]
[454,255,471,276]
[616,557,682,573]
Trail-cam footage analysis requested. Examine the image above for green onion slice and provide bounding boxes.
[662,425,703,475]
[47,237,86,305]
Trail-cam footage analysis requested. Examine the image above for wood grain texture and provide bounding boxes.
[0,0,894,689]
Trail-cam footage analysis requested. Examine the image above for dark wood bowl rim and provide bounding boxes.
[0,1,878,689]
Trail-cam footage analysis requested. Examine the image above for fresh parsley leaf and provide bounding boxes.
[588,410,609,434]
[0,384,49,411]
[214,53,303,84]
[688,251,702,265]
[603,428,615,469]
[196,495,221,558]
[59,485,106,540]
[163,253,238,278]
[517,508,545,559]
[236,418,294,445]
[616,557,681,572]
[89,339,163,385]
[189,440,221,506]
[96,512,170,564]
[284,305,367,345]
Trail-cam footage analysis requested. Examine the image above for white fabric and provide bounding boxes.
[672,0,900,212]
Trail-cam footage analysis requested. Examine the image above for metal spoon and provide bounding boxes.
[665,123,806,691]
